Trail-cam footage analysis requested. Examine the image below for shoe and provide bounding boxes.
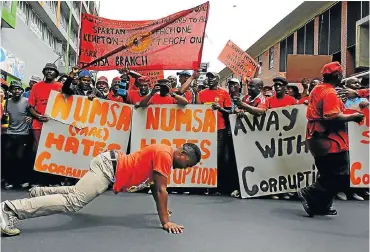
[283,194,291,200]
[231,190,240,198]
[183,192,190,195]
[147,189,152,194]
[297,189,314,217]
[315,207,338,216]
[20,182,30,189]
[29,186,41,197]
[0,202,20,236]
[352,193,364,201]
[336,192,347,201]
[4,184,13,190]
[271,195,279,200]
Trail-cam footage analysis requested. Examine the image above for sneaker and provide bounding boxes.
[183,192,190,195]
[297,189,314,217]
[20,182,30,189]
[315,207,338,216]
[352,193,364,201]
[4,184,13,190]
[0,202,20,236]
[271,195,279,200]
[337,192,347,201]
[283,194,291,200]
[231,190,240,198]
[147,189,152,194]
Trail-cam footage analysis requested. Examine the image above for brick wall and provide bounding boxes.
[255,43,280,86]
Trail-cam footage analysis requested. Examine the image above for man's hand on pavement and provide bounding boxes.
[162,221,184,234]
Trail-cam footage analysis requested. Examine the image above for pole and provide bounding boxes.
[65,1,73,74]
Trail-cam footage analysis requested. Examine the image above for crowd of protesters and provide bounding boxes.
[1,61,369,202]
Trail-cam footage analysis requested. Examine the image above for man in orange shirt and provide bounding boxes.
[0,143,202,236]
[138,79,188,107]
[197,72,232,193]
[297,62,364,217]
[298,78,321,105]
[126,76,151,106]
[267,77,297,109]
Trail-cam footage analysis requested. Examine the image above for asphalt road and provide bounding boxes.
[1,190,369,252]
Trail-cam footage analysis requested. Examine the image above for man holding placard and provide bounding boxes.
[0,143,202,236]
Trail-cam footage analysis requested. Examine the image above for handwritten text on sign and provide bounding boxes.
[34,91,132,178]
[230,105,317,198]
[130,105,217,187]
[349,107,370,187]
[79,2,209,71]
[218,40,258,79]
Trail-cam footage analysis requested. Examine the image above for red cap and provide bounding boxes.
[97,76,108,84]
[113,76,121,82]
[138,76,150,84]
[321,61,342,75]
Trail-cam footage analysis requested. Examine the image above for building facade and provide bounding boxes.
[219,1,369,90]
[0,1,100,85]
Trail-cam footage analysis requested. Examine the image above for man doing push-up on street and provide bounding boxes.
[1,143,201,236]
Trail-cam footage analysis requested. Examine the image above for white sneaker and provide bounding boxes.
[21,182,30,189]
[147,189,152,194]
[337,192,347,201]
[271,195,279,200]
[231,190,240,198]
[0,202,20,236]
[4,184,13,190]
[283,195,291,200]
[352,193,364,201]
[29,186,41,197]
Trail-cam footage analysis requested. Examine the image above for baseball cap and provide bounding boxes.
[78,70,92,79]
[228,78,240,85]
[30,75,42,82]
[206,72,220,82]
[97,76,108,84]
[176,70,191,77]
[321,61,342,75]
[112,76,121,82]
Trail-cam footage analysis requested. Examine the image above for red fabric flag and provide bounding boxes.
[79,2,209,71]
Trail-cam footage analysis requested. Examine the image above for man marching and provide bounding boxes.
[1,143,202,236]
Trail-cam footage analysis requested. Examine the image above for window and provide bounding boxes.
[60,11,68,30]
[268,47,274,69]
[329,2,341,54]
[297,27,305,54]
[362,1,369,18]
[279,39,287,72]
[29,10,44,39]
[319,9,330,55]
[73,1,81,13]
[347,1,362,47]
[257,55,263,74]
[17,1,30,24]
[305,20,314,55]
[45,1,57,14]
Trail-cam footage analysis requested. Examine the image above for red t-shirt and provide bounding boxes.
[126,90,146,105]
[267,95,297,109]
[298,96,309,104]
[128,78,139,91]
[107,91,124,103]
[242,93,268,109]
[199,88,232,130]
[148,94,177,105]
[28,81,63,129]
[358,89,369,99]
[113,144,174,193]
[306,83,348,156]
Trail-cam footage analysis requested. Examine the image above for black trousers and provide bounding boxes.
[1,134,29,185]
[302,151,349,211]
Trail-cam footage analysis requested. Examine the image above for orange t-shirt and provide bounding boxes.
[306,83,348,156]
[126,90,146,105]
[267,95,297,109]
[113,144,174,193]
[199,88,232,130]
[28,81,63,129]
[148,94,177,105]
[107,91,124,103]
[298,96,309,104]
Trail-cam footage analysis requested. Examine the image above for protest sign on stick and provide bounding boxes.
[131,105,217,187]
[79,2,209,71]
[218,40,258,80]
[348,107,370,187]
[229,105,317,198]
[136,70,164,85]
[34,91,132,179]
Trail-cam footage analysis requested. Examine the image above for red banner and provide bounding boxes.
[136,70,164,85]
[218,40,258,80]
[79,2,209,71]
